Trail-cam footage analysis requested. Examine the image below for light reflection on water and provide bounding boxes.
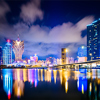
[0,68,100,100]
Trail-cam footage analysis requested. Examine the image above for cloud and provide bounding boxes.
[20,0,43,24]
[0,0,94,59]
[0,15,94,58]
[22,16,94,44]
[0,1,10,23]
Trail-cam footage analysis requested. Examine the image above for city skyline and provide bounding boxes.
[0,0,100,60]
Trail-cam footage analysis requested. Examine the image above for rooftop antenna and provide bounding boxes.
[17,34,20,41]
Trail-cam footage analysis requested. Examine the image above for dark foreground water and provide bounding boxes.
[0,68,100,100]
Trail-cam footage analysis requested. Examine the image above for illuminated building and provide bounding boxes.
[3,40,12,65]
[29,54,38,65]
[69,57,74,64]
[34,54,38,62]
[78,46,87,57]
[53,58,57,65]
[0,46,2,65]
[12,36,24,62]
[87,19,100,61]
[46,57,54,66]
[78,46,87,62]
[61,48,68,64]
[57,58,62,65]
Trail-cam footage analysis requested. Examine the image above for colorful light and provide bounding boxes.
[13,37,24,61]
[7,39,10,43]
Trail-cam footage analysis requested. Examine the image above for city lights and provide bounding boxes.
[0,0,100,100]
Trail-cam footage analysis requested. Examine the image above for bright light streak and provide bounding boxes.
[65,80,68,93]
[82,84,84,94]
[41,69,43,81]
[59,70,62,84]
[53,70,57,84]
[90,83,92,92]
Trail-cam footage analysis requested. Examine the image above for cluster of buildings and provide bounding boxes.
[61,18,100,65]
[0,36,24,66]
[0,19,100,66]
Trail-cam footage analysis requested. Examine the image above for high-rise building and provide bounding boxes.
[3,40,12,65]
[87,19,100,61]
[61,48,68,64]
[0,46,2,65]
[12,36,24,62]
[78,46,87,62]
[78,46,87,57]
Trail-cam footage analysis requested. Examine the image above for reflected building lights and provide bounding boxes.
[77,77,87,94]
[13,80,24,98]
[47,69,51,82]
[44,69,47,82]
[65,80,68,93]
[44,69,51,82]
[2,69,13,100]
[23,69,27,82]
[90,83,92,92]
[82,84,84,94]
[2,68,100,99]
[53,70,57,84]
[59,70,62,84]
[41,69,43,81]
[13,69,24,98]
[92,69,96,79]
[38,69,40,81]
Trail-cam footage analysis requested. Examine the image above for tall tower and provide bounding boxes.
[3,40,12,65]
[12,35,24,62]
[87,19,100,61]
[61,48,67,64]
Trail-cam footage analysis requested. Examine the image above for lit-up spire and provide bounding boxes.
[17,34,20,41]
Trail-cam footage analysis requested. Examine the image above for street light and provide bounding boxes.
[66,49,68,53]
[81,46,84,49]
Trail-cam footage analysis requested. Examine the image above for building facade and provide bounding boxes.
[78,46,87,57]
[61,48,67,64]
[3,40,12,65]
[78,46,87,62]
[12,36,24,62]
[87,19,100,61]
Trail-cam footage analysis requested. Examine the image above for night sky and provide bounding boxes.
[0,0,100,60]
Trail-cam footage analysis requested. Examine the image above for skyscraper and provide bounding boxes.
[78,46,87,62]
[0,46,2,65]
[78,46,87,57]
[3,40,12,65]
[12,36,24,62]
[61,48,68,64]
[87,19,100,61]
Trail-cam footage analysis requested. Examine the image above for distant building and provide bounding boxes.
[0,46,2,65]
[87,19,100,61]
[69,57,74,64]
[34,54,38,62]
[57,58,62,65]
[12,36,24,62]
[3,40,12,65]
[29,54,38,65]
[61,48,68,64]
[78,46,87,57]
[46,57,54,66]
[78,46,87,62]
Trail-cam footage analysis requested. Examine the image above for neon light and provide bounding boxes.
[7,39,10,43]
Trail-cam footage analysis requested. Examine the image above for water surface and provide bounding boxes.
[0,68,100,100]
